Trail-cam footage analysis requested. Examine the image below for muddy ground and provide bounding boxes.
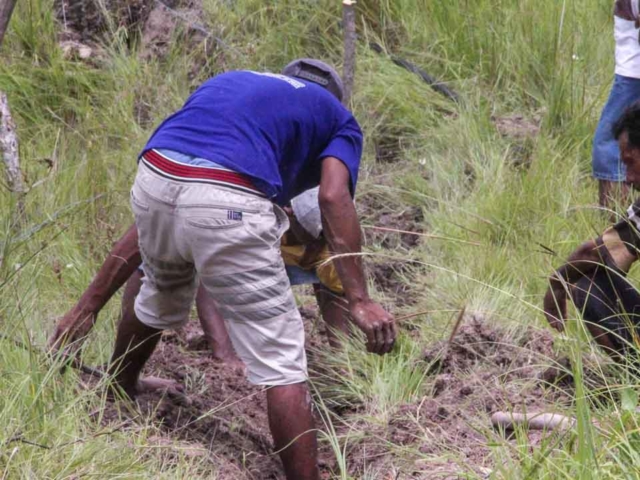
[91,309,575,479]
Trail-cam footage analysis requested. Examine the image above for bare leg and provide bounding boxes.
[108,296,163,398]
[118,270,184,395]
[267,383,319,480]
[195,285,242,364]
[50,224,141,351]
[313,284,349,348]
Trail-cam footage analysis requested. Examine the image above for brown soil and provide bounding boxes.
[104,321,280,478]
[90,310,575,479]
[492,113,541,170]
[493,114,541,140]
[55,0,155,41]
[96,308,344,480]
[370,261,421,306]
[359,189,426,250]
[389,316,571,477]
[319,315,573,479]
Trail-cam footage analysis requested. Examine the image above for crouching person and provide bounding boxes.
[544,101,640,360]
[106,60,395,480]
[50,187,350,368]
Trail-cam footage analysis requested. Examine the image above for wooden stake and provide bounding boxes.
[0,0,18,48]
[0,91,27,223]
[342,0,357,106]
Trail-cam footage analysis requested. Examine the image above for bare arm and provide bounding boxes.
[543,226,637,330]
[50,223,142,350]
[319,157,396,354]
[543,239,600,330]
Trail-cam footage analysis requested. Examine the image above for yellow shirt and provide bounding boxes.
[280,232,344,294]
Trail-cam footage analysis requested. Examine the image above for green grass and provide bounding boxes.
[3,0,640,477]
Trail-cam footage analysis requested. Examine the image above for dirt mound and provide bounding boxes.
[493,113,541,140]
[359,190,425,250]
[54,0,200,44]
[96,314,342,479]
[357,188,425,304]
[370,261,420,305]
[346,316,571,477]
[90,315,573,478]
[55,0,155,41]
[492,113,541,170]
[424,315,556,375]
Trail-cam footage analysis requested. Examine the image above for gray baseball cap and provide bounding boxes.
[281,58,344,102]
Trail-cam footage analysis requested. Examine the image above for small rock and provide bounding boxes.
[60,40,93,60]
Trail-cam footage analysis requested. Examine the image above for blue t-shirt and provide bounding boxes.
[142,71,363,205]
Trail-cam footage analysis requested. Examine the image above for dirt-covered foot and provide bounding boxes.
[137,375,184,394]
[137,376,191,406]
[212,350,245,372]
[187,334,246,371]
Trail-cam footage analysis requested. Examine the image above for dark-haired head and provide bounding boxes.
[613,101,640,188]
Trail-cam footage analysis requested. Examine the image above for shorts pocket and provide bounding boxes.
[130,189,150,212]
[186,216,244,230]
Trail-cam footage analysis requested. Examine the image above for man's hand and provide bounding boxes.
[48,307,96,356]
[349,300,396,355]
[49,223,142,358]
[543,284,566,332]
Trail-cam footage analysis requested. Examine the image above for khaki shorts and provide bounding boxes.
[131,162,307,386]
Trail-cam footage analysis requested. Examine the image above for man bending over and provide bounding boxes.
[57,59,395,480]
[544,101,640,360]
[50,187,350,370]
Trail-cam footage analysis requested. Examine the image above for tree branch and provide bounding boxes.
[0,0,18,48]
[0,90,27,224]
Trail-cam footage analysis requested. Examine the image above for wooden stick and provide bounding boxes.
[491,412,575,432]
[342,0,357,106]
[0,0,18,48]
[0,90,27,224]
[446,306,466,346]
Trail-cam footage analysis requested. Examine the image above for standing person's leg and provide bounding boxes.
[313,284,349,348]
[592,75,640,211]
[267,383,318,480]
[108,305,164,397]
[118,269,184,394]
[571,266,640,360]
[109,164,198,397]
[188,194,318,480]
